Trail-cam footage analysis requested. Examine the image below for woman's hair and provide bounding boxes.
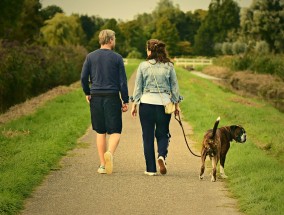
[99,29,115,45]
[146,39,173,65]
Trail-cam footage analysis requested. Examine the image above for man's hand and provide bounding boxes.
[122,103,129,112]
[85,95,91,103]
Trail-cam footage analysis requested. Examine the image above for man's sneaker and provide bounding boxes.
[97,166,106,174]
[104,151,113,174]
[144,171,157,176]
[157,156,167,175]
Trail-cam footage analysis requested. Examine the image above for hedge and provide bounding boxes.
[0,41,87,113]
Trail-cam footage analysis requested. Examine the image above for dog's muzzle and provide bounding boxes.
[237,132,247,143]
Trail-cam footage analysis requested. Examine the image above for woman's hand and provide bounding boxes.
[131,104,137,117]
[174,103,181,116]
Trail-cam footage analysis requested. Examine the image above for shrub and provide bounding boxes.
[255,41,270,55]
[214,54,284,80]
[0,41,87,113]
[232,41,247,55]
[221,42,233,55]
[127,49,143,59]
[214,43,223,55]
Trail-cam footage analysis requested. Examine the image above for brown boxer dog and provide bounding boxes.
[199,117,246,182]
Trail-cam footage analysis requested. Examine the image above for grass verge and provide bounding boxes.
[0,88,90,214]
[176,66,284,215]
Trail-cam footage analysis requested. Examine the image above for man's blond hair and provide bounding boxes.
[99,29,115,45]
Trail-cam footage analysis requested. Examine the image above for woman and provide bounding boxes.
[131,39,183,176]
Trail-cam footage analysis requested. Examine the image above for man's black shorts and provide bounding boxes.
[89,93,122,134]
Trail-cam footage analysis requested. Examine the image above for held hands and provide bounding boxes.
[122,103,129,112]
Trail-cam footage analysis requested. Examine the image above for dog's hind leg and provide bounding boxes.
[211,157,217,182]
[199,153,206,180]
[220,155,228,179]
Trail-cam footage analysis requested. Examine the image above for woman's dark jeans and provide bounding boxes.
[139,103,171,173]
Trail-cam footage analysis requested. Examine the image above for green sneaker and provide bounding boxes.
[104,151,113,174]
[97,166,106,174]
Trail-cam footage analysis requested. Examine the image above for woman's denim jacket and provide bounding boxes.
[131,59,183,104]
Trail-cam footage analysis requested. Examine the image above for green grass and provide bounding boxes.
[0,89,90,214]
[125,58,142,79]
[176,66,284,215]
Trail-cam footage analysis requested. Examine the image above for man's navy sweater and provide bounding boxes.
[81,49,129,103]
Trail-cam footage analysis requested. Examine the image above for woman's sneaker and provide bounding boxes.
[97,166,106,174]
[144,171,157,176]
[104,151,113,174]
[157,156,167,175]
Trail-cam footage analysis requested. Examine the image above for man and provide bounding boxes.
[81,29,129,174]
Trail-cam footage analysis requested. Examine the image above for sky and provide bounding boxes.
[41,0,253,21]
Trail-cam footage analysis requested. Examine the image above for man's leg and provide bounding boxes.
[103,133,120,174]
[97,133,106,166]
[108,133,121,154]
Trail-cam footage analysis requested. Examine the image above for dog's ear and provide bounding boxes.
[230,125,237,132]
[230,125,245,132]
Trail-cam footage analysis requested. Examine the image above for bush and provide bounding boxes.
[255,41,270,54]
[127,49,143,59]
[214,54,284,80]
[232,41,247,55]
[0,41,87,113]
[221,42,233,55]
[214,43,223,55]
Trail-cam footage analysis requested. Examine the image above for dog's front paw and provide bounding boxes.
[220,173,228,179]
[211,176,216,182]
[199,175,204,180]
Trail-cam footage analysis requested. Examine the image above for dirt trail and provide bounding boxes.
[21,72,243,215]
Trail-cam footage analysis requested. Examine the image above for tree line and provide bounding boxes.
[0,0,283,112]
[1,0,282,57]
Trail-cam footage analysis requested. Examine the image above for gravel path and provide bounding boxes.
[21,72,242,215]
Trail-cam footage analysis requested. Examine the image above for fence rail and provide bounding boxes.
[174,58,213,67]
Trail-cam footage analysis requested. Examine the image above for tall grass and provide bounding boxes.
[176,66,284,214]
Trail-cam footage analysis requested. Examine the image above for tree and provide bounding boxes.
[0,0,24,38]
[119,20,146,58]
[40,13,84,46]
[80,15,105,48]
[194,22,215,56]
[240,0,284,53]
[152,17,179,57]
[40,5,64,21]
[0,0,43,42]
[181,10,207,46]
[193,0,240,56]
[14,0,43,42]
[82,16,106,51]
